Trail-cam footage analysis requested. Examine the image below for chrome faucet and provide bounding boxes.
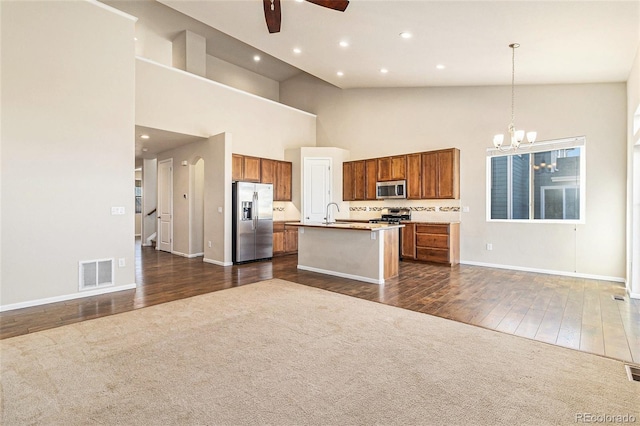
[324,202,340,224]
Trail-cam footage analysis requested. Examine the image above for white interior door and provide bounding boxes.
[158,159,173,252]
[303,157,332,223]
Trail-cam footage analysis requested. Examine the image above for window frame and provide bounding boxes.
[486,136,586,224]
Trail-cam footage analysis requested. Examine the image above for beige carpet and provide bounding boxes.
[1,279,638,425]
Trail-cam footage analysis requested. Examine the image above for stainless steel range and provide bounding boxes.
[368,207,411,224]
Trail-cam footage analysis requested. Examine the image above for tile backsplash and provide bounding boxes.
[273,200,462,223]
[347,200,462,222]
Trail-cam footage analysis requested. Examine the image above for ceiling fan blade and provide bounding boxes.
[263,0,282,33]
[305,0,349,12]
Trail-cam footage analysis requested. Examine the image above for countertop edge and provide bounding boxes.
[285,222,404,232]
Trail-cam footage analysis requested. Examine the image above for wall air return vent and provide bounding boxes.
[79,259,114,291]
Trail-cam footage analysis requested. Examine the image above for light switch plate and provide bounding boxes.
[111,206,125,215]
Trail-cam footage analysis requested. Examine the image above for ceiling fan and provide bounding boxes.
[263,0,349,33]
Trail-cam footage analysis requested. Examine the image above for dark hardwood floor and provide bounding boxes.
[2,241,639,364]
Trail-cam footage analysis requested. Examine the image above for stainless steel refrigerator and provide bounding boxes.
[232,182,274,263]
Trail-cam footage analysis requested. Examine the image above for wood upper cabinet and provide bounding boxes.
[406,153,421,199]
[365,159,378,200]
[232,154,244,181]
[234,155,291,201]
[343,148,459,200]
[391,156,406,180]
[421,148,460,199]
[260,158,276,184]
[377,157,391,181]
[343,160,369,201]
[377,156,406,181]
[232,154,261,182]
[275,161,292,201]
[353,160,366,200]
[343,162,354,201]
[242,156,261,182]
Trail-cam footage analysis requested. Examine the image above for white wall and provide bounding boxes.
[142,158,158,245]
[281,74,628,280]
[107,0,282,101]
[627,44,640,297]
[206,55,280,102]
[136,58,316,159]
[1,0,136,308]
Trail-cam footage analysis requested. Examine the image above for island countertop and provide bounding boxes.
[285,222,404,232]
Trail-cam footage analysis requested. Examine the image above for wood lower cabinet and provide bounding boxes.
[401,222,416,260]
[415,223,459,265]
[284,225,298,253]
[273,222,285,255]
[273,222,298,256]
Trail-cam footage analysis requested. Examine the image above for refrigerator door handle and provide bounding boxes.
[253,191,258,230]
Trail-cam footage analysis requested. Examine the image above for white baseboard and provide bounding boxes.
[142,243,153,247]
[0,283,137,312]
[628,291,640,300]
[203,258,233,267]
[297,264,384,285]
[459,260,625,283]
[135,234,141,237]
[172,251,204,259]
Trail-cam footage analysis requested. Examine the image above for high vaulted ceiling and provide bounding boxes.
[159,0,640,89]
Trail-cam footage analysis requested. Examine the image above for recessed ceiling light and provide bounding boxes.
[134,37,138,41]
[140,134,150,139]
[380,68,389,74]
[339,41,349,48]
[399,32,412,39]
[337,71,344,77]
[436,64,446,70]
[142,148,148,152]
[293,48,302,54]
[253,55,261,62]
[295,0,303,2]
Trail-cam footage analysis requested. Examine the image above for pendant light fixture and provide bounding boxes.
[493,43,537,151]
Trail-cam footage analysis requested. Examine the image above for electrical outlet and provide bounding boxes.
[463,206,470,213]
[486,243,493,251]
[208,241,212,248]
[118,258,126,267]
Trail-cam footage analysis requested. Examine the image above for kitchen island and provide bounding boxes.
[285,222,404,284]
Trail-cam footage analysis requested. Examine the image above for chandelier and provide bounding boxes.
[492,43,536,151]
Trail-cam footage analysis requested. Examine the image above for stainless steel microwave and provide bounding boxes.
[376,180,406,199]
